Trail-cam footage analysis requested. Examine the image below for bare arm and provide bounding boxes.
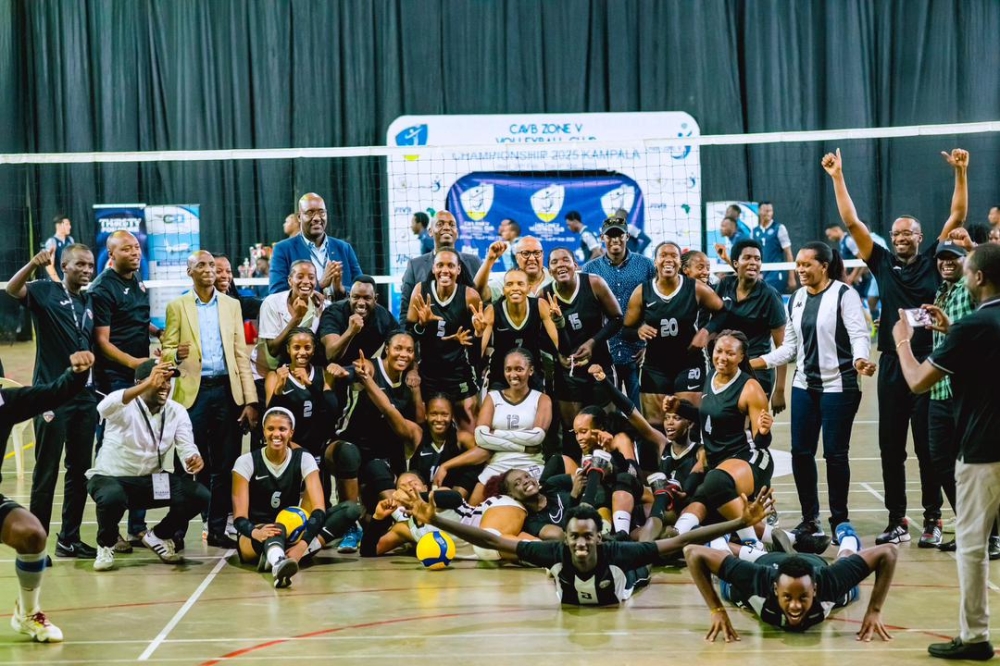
[6,250,52,301]
[822,149,874,261]
[94,326,147,370]
[938,149,969,241]
[855,545,898,642]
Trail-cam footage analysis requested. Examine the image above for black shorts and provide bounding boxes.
[0,494,23,528]
[746,448,775,496]
[421,374,479,402]
[640,364,704,394]
[554,363,616,405]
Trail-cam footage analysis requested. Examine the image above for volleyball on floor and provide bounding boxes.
[416,531,455,570]
[275,507,308,544]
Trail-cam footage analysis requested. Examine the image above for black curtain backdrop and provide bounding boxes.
[1,0,999,278]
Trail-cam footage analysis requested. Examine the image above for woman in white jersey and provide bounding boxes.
[437,348,552,506]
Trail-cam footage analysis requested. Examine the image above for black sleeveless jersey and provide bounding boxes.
[247,448,305,524]
[660,441,703,492]
[409,426,464,482]
[641,277,702,372]
[417,280,474,380]
[267,367,331,455]
[337,357,414,465]
[489,297,544,383]
[522,477,578,537]
[700,370,754,468]
[541,275,611,367]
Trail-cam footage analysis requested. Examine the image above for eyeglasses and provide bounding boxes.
[517,250,543,258]
[890,230,919,239]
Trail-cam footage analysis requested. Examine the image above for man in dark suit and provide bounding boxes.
[399,210,482,317]
[269,193,362,298]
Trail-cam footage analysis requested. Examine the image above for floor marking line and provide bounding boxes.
[138,550,232,661]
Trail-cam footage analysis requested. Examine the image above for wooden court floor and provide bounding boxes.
[0,340,984,665]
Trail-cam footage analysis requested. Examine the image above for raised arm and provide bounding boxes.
[473,241,506,302]
[938,149,969,241]
[6,250,52,301]
[822,149,874,261]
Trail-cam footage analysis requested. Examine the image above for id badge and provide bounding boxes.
[152,473,171,500]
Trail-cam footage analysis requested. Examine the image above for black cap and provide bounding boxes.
[935,241,967,258]
[601,216,628,234]
[135,359,180,381]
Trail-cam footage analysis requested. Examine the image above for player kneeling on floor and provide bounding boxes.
[231,407,361,588]
[398,484,774,606]
[684,522,898,642]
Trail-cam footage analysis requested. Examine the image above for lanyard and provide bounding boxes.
[137,400,167,470]
[61,283,86,338]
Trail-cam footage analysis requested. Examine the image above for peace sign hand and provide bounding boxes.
[469,301,487,337]
[545,292,562,319]
[413,292,443,327]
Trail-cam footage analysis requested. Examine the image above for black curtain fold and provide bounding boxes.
[2,0,997,280]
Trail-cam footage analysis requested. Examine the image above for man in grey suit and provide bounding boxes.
[399,210,482,317]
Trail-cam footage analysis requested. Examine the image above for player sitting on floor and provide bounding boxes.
[399,484,774,606]
[410,394,481,500]
[685,522,897,642]
[232,407,361,588]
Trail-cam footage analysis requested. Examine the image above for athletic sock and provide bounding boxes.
[583,471,603,506]
[838,536,860,556]
[613,511,631,534]
[736,527,758,543]
[649,493,671,522]
[708,537,730,551]
[738,542,767,562]
[761,524,773,546]
[15,552,45,614]
[266,544,285,567]
[674,513,700,535]
[305,537,323,557]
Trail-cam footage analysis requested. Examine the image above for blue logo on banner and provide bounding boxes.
[670,123,693,160]
[395,125,429,146]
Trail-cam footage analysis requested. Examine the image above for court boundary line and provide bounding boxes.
[137,550,232,661]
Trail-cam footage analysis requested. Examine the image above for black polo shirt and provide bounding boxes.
[866,242,940,355]
[88,267,151,387]
[318,300,399,361]
[24,281,94,384]
[714,276,787,358]
[928,298,1000,463]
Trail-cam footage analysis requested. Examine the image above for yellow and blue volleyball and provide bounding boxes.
[275,506,308,544]
[415,531,455,570]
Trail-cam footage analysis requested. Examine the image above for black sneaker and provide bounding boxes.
[928,636,995,660]
[990,536,1000,561]
[938,539,957,552]
[794,532,833,554]
[55,540,98,559]
[876,519,910,545]
[919,519,943,548]
[771,529,794,553]
[207,532,238,549]
[792,519,825,538]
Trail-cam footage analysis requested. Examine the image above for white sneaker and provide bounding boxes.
[272,556,298,589]
[93,546,115,571]
[225,514,238,539]
[11,599,63,642]
[142,532,184,564]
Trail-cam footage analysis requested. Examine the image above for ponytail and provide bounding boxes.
[801,241,846,283]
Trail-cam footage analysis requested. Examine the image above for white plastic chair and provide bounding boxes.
[0,378,33,479]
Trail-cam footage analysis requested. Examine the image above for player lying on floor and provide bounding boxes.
[231,407,361,588]
[684,522,898,641]
[397,484,774,606]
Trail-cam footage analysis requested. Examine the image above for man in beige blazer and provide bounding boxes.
[161,251,259,548]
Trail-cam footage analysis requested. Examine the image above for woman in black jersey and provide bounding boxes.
[681,250,712,285]
[231,408,360,588]
[471,268,565,390]
[484,466,584,541]
[409,394,479,499]
[264,329,346,459]
[668,330,775,556]
[714,239,788,408]
[407,248,481,433]
[585,365,706,538]
[624,241,724,428]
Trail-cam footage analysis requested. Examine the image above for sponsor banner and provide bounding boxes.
[145,205,200,329]
[386,112,701,315]
[94,205,149,281]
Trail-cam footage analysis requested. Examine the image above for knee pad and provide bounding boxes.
[329,441,362,477]
[472,528,502,561]
[694,469,738,509]
[614,471,643,499]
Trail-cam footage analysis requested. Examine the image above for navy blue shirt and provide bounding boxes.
[582,251,655,365]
